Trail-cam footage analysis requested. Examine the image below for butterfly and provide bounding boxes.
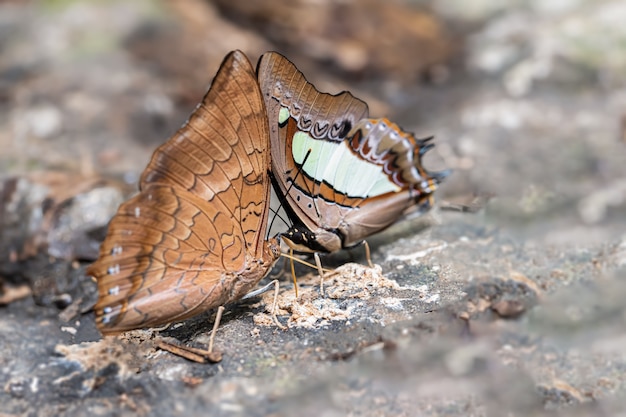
[257,52,448,255]
[88,51,280,334]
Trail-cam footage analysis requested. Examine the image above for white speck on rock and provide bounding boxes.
[386,242,448,262]
[425,294,441,304]
[155,364,188,382]
[60,326,77,335]
[380,297,404,311]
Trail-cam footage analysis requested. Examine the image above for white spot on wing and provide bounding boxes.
[278,106,290,124]
[107,264,120,275]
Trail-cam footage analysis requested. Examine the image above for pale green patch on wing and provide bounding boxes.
[310,140,337,185]
[292,131,400,198]
[326,143,352,194]
[292,131,323,171]
[369,175,399,196]
[278,107,290,125]
[325,144,399,197]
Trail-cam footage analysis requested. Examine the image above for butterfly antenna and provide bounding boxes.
[267,205,292,240]
[268,148,320,240]
[284,149,322,219]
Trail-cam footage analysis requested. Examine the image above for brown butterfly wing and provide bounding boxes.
[88,51,278,334]
[142,51,271,258]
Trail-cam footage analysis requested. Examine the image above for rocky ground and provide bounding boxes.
[1,1,626,416]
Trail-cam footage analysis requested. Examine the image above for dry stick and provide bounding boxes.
[157,340,212,363]
[156,306,226,363]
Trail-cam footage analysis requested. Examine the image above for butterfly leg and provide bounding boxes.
[314,252,326,296]
[290,248,299,299]
[269,279,286,330]
[155,306,225,363]
[207,305,225,354]
[362,240,374,268]
[240,280,286,329]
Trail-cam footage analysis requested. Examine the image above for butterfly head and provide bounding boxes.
[280,224,341,254]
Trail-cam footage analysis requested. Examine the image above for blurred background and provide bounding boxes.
[1,0,626,416]
[0,0,626,206]
[1,0,625,230]
[0,0,458,178]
